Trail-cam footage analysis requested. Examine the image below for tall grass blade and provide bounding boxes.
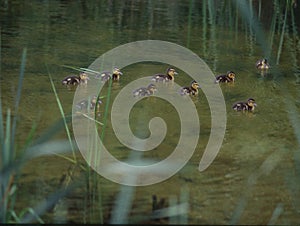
[0,97,4,162]
[267,203,283,225]
[4,109,11,166]
[20,184,76,223]
[100,75,112,141]
[276,1,288,65]
[11,48,27,157]
[186,0,194,48]
[235,0,270,59]
[61,65,85,73]
[202,0,207,55]
[46,65,77,162]
[268,7,278,56]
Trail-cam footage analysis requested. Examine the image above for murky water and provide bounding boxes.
[1,0,300,224]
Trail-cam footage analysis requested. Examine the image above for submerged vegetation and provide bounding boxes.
[0,0,300,224]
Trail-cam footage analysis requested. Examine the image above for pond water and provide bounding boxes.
[1,0,300,224]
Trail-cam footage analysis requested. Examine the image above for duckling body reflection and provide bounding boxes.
[151,68,178,82]
[232,98,257,112]
[133,84,157,97]
[215,71,235,83]
[180,80,200,96]
[62,72,89,85]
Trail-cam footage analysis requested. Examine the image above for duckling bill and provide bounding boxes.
[62,72,89,85]
[232,98,257,111]
[152,68,178,82]
[215,71,235,83]
[133,83,157,97]
[180,80,200,96]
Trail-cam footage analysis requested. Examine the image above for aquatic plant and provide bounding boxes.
[0,49,78,223]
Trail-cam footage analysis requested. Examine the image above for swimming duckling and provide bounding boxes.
[215,71,236,83]
[151,68,178,82]
[133,83,157,97]
[95,67,123,81]
[112,67,123,81]
[62,72,89,85]
[256,58,270,70]
[76,95,102,111]
[232,98,257,111]
[95,71,111,82]
[180,80,200,96]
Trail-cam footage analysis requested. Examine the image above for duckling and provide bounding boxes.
[232,98,257,111]
[256,58,270,70]
[76,95,102,111]
[62,72,89,85]
[151,68,178,82]
[133,83,157,97]
[95,67,123,81]
[95,71,111,82]
[215,71,236,83]
[112,67,123,81]
[180,80,200,96]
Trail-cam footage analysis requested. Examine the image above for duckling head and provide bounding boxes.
[191,80,200,89]
[247,98,257,107]
[147,83,157,93]
[227,71,236,80]
[79,72,90,82]
[113,67,123,76]
[167,68,178,77]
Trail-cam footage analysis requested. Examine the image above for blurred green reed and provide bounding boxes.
[47,66,77,164]
[0,49,79,223]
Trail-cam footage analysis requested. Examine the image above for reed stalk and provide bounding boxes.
[47,66,77,163]
[276,1,288,65]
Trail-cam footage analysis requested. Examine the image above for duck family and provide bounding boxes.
[63,58,267,113]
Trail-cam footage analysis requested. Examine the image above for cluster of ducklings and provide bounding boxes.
[61,67,123,86]
[231,58,270,111]
[62,58,270,112]
[62,67,123,111]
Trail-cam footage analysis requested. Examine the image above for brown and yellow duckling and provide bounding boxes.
[215,71,235,83]
[180,80,200,96]
[151,68,178,82]
[62,72,89,85]
[95,67,123,81]
[232,98,257,112]
[256,58,270,70]
[133,83,157,97]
